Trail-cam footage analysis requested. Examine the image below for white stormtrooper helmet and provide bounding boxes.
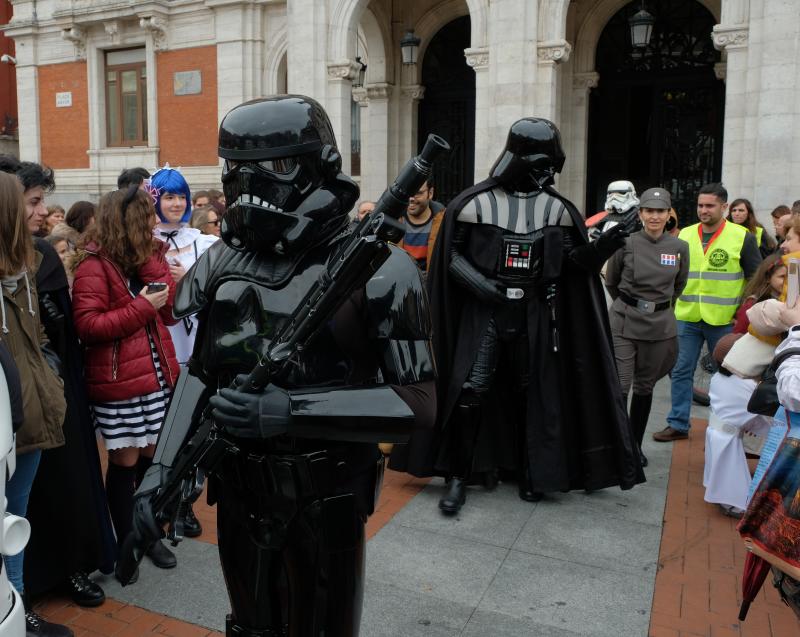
[605,180,639,215]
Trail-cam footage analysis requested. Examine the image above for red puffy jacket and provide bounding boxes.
[72,241,179,402]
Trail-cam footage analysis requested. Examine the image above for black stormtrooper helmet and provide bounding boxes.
[490,118,566,193]
[218,95,359,254]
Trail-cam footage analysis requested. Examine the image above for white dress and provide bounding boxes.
[703,372,772,510]
[155,226,218,365]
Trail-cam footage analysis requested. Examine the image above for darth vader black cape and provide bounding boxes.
[24,239,116,594]
[390,178,645,493]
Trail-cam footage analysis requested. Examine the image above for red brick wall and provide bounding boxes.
[38,62,89,168]
[156,45,218,166]
[0,0,17,135]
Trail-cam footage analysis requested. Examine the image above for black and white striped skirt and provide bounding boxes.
[91,338,172,451]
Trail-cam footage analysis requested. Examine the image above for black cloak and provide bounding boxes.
[391,178,644,493]
[24,239,116,594]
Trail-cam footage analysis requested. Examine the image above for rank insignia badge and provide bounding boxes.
[660,254,677,266]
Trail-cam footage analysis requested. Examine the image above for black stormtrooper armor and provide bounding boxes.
[125,96,436,636]
[425,117,643,515]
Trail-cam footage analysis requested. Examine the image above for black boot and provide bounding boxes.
[65,571,105,607]
[180,504,203,538]
[24,592,74,636]
[439,478,466,515]
[629,393,653,468]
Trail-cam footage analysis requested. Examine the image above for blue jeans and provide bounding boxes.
[4,449,42,594]
[667,320,733,433]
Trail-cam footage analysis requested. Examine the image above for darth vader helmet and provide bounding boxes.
[605,180,639,214]
[490,118,566,193]
[218,95,359,254]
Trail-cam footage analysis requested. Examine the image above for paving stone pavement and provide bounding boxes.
[39,378,683,636]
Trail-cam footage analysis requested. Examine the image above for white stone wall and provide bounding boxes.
[4,0,800,220]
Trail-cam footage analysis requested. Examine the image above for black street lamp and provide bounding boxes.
[628,3,655,49]
[400,29,421,65]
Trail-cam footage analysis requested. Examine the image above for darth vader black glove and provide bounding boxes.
[568,223,628,272]
[209,376,291,439]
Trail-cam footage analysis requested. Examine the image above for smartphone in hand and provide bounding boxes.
[146,282,168,294]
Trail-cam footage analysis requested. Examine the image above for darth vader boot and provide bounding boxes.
[439,477,467,515]
[629,392,653,468]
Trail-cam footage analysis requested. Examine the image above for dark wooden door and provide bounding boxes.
[587,0,724,226]
[418,15,475,206]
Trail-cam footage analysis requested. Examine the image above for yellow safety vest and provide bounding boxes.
[674,220,747,325]
[755,225,763,247]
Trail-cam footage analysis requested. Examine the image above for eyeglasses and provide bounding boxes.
[206,219,220,226]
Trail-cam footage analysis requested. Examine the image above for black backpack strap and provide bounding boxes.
[771,346,800,372]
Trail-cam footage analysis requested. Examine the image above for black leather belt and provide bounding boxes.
[618,291,671,313]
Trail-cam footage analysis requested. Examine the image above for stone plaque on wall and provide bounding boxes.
[173,70,202,96]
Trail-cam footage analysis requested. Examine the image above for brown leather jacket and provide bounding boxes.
[0,253,66,454]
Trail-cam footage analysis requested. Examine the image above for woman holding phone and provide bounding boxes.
[72,185,180,580]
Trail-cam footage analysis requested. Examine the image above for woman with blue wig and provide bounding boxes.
[149,165,218,543]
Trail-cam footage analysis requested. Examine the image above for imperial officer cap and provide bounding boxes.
[639,187,672,210]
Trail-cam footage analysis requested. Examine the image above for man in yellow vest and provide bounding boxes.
[653,183,762,442]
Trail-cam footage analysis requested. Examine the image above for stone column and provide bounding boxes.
[326,60,359,176]
[3,14,41,162]
[562,71,599,207]
[286,0,328,99]
[712,24,749,206]
[398,84,425,168]
[535,39,571,124]
[465,47,491,181]
[360,82,392,201]
[207,0,264,125]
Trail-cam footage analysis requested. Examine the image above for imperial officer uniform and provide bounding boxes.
[605,187,690,466]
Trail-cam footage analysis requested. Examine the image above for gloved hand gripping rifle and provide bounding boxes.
[115,134,450,585]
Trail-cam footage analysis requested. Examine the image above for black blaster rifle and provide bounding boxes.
[115,134,450,585]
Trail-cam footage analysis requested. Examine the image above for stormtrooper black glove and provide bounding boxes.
[209,376,291,439]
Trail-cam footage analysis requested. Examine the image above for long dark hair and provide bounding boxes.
[742,253,785,303]
[80,186,158,276]
[0,172,33,277]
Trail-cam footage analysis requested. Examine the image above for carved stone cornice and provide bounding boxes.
[327,60,361,81]
[572,71,599,90]
[712,24,748,51]
[714,62,727,81]
[139,16,168,51]
[352,87,368,105]
[61,25,87,60]
[400,85,425,101]
[537,39,571,64]
[366,82,392,100]
[464,47,489,70]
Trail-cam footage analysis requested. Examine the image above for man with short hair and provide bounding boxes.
[398,178,444,272]
[654,182,762,442]
[116,167,150,190]
[356,200,374,221]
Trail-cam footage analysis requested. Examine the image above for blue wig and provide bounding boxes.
[150,166,192,223]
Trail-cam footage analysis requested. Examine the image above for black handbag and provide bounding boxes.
[747,347,800,416]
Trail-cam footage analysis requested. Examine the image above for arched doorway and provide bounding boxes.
[586,0,724,225]
[418,15,475,205]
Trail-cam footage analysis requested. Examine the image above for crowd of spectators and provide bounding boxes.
[0,157,225,637]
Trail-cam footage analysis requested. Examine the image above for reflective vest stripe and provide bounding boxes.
[686,271,744,281]
[674,221,747,325]
[678,294,741,306]
[756,226,763,246]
